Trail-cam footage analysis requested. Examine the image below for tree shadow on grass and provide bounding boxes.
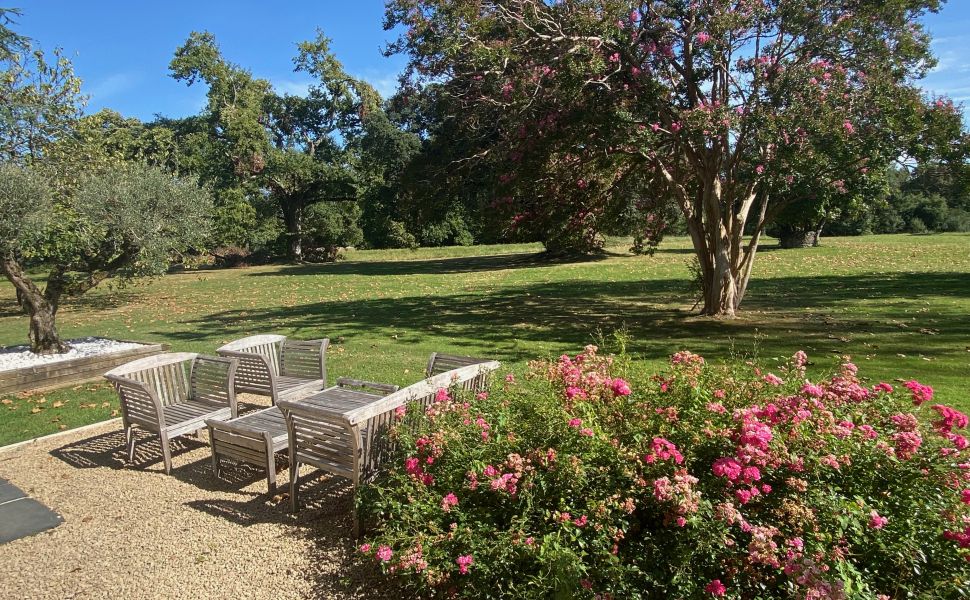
[243,251,612,278]
[157,271,970,367]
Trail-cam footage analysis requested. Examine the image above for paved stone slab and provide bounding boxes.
[0,479,26,504]
[0,480,62,544]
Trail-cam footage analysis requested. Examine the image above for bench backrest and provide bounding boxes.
[357,361,500,479]
[281,338,329,382]
[426,352,489,377]
[190,356,238,407]
[105,352,198,407]
[217,335,285,376]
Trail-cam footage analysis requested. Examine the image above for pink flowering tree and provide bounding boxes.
[384,0,960,316]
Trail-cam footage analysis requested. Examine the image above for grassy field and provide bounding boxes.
[1,233,968,446]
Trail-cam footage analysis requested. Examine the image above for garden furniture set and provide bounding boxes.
[104,336,499,534]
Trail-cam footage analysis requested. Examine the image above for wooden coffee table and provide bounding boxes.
[205,380,394,493]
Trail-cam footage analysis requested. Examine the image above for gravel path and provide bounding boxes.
[0,397,392,600]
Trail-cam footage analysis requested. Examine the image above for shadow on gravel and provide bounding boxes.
[186,471,394,599]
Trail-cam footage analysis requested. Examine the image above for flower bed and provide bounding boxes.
[360,346,970,599]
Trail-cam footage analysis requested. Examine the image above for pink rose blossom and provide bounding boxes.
[904,380,933,405]
[456,554,474,574]
[441,493,459,511]
[869,510,888,530]
[763,373,784,386]
[377,545,393,562]
[705,579,727,596]
[611,378,632,396]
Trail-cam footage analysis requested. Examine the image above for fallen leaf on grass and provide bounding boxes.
[0,399,11,405]
[30,407,42,414]
[101,402,110,408]
[52,401,64,408]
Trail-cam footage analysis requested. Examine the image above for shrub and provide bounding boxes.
[302,201,365,262]
[360,347,970,599]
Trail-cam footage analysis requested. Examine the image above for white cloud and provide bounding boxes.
[86,72,140,101]
[355,70,401,99]
[274,78,314,97]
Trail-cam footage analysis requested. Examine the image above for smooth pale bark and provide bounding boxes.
[673,173,767,318]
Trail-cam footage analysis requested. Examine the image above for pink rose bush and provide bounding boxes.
[360,347,970,598]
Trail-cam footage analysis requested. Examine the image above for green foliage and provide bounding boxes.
[0,162,51,249]
[361,347,970,598]
[0,23,84,162]
[303,201,364,261]
[67,162,212,277]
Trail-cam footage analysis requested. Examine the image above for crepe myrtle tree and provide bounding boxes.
[385,0,960,316]
[0,162,212,354]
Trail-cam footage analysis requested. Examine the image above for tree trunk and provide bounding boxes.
[682,183,766,318]
[0,254,67,354]
[282,202,304,262]
[26,300,64,354]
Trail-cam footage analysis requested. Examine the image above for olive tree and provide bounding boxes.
[0,162,212,354]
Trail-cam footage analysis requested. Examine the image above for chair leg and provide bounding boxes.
[160,433,173,475]
[126,426,136,463]
[264,433,276,495]
[289,460,300,512]
[267,457,277,495]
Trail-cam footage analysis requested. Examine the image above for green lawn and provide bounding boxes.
[2,234,969,446]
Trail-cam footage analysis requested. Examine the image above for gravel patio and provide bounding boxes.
[0,396,390,600]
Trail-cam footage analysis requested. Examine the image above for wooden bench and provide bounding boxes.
[205,378,398,494]
[216,334,329,405]
[104,353,238,475]
[278,359,500,536]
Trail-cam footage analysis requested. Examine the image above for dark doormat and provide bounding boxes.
[0,479,63,544]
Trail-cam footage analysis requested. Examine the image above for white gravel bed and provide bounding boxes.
[0,337,147,372]
[0,396,393,600]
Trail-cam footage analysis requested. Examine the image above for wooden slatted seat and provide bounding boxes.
[278,359,500,537]
[216,334,329,404]
[426,352,490,377]
[105,353,238,475]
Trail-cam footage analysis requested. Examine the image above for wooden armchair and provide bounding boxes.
[216,334,329,404]
[278,360,499,537]
[104,353,238,475]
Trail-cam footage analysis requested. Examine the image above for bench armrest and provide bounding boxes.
[336,377,399,396]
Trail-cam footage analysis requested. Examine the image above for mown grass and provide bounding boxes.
[1,234,968,446]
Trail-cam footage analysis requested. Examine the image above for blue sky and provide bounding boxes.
[12,1,970,122]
